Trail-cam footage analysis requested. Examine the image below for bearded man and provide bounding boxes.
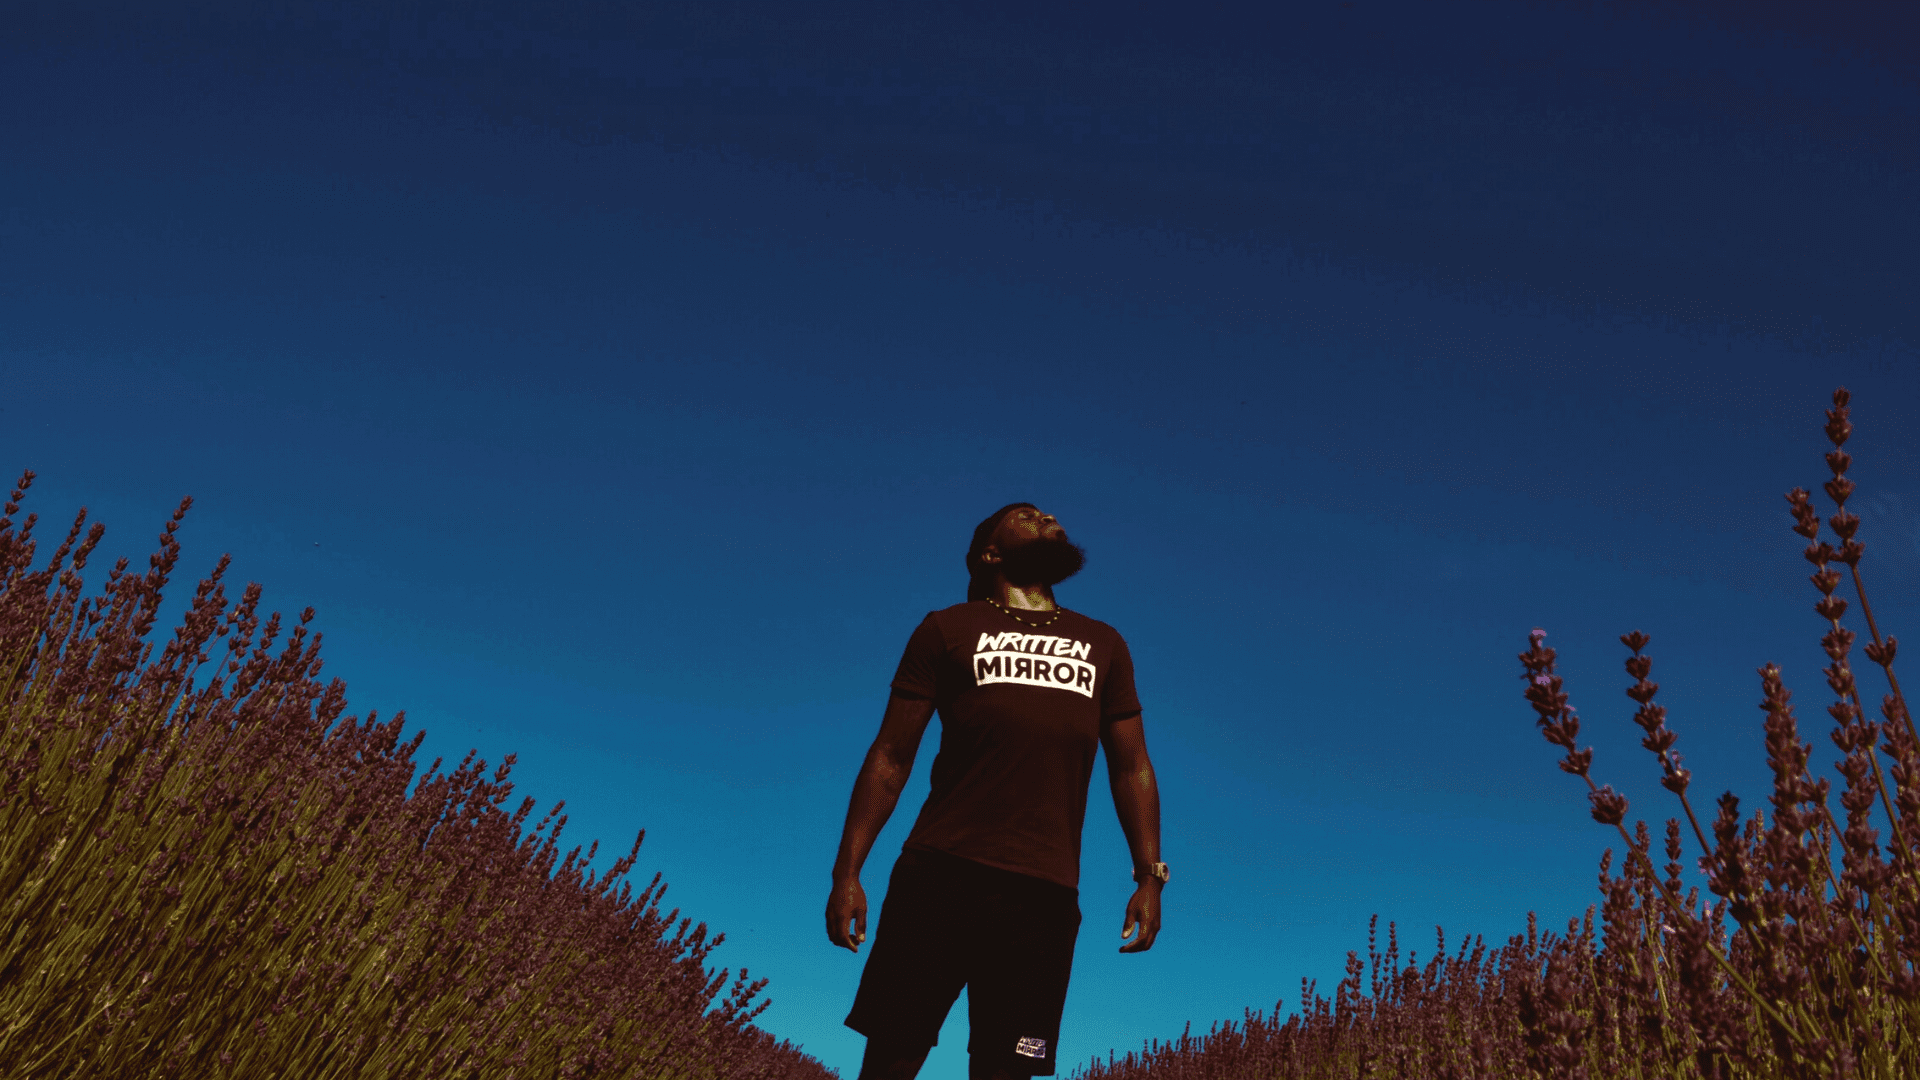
[826,503,1167,1080]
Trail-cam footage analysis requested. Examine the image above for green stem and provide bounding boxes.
[1848,563,1917,748]
[1581,774,1813,1048]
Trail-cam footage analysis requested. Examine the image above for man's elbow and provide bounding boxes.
[864,746,914,789]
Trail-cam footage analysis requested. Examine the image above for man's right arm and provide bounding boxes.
[826,693,935,953]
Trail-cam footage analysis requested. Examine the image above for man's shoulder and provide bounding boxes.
[918,600,985,626]
[904,601,987,641]
[1061,608,1126,642]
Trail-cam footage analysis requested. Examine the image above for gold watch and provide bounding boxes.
[1132,861,1169,885]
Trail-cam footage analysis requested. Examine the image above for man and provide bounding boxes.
[826,503,1166,1080]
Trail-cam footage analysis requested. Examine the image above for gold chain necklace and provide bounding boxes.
[986,597,1065,628]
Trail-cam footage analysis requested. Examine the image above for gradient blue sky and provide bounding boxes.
[5,3,1920,1076]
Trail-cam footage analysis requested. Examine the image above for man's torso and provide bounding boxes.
[889,601,1141,888]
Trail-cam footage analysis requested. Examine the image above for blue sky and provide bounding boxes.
[5,3,1919,1076]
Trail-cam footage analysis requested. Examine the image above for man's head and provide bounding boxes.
[965,503,1087,601]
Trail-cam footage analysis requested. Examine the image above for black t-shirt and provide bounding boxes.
[889,600,1143,889]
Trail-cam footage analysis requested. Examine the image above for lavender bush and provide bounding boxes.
[0,475,834,1080]
[1074,388,1918,1079]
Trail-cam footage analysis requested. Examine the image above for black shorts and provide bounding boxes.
[844,846,1082,1076]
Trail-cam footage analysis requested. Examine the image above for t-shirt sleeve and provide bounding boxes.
[1101,632,1143,722]
[888,614,947,700]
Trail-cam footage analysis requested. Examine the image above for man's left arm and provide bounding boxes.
[1101,715,1162,953]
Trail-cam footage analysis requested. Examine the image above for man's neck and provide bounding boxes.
[993,579,1057,611]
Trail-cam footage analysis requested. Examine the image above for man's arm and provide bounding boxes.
[826,693,935,953]
[1101,715,1163,953]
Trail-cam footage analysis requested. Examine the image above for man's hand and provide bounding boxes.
[826,875,869,953]
[1119,883,1161,953]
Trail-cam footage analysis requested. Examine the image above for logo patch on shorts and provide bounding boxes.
[1015,1036,1048,1059]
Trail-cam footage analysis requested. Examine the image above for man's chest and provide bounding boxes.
[949,628,1104,701]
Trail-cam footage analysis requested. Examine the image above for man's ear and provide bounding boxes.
[977,544,1001,566]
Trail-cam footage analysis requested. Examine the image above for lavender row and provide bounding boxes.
[0,475,834,1079]
[1073,388,1918,1080]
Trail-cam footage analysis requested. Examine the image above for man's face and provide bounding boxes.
[997,505,1066,548]
[987,506,1086,587]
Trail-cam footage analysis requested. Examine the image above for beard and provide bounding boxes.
[999,534,1087,587]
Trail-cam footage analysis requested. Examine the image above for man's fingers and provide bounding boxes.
[826,882,867,953]
[1120,896,1159,952]
[826,903,865,951]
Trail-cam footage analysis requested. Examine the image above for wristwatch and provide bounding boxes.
[1132,861,1170,885]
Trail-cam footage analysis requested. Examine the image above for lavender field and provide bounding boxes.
[6,5,1913,1075]
[8,388,1912,1079]
[1069,391,1920,1078]
[0,473,834,1079]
